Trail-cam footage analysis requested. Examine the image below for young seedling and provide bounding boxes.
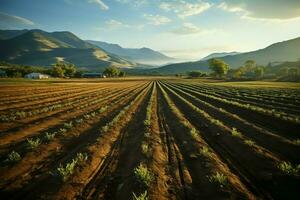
[278,162,300,176]
[76,152,88,163]
[132,191,148,200]
[208,172,228,188]
[63,121,73,129]
[6,151,21,162]
[293,139,300,146]
[244,139,255,147]
[134,164,154,187]
[143,119,151,127]
[44,132,56,141]
[141,143,150,157]
[57,159,77,181]
[190,128,198,139]
[231,127,242,138]
[199,146,211,157]
[27,138,41,149]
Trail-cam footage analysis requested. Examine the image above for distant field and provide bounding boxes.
[0,78,299,200]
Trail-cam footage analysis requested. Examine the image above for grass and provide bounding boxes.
[208,172,228,188]
[6,151,21,162]
[132,191,148,200]
[277,162,300,176]
[134,163,154,187]
[231,127,242,138]
[27,138,41,149]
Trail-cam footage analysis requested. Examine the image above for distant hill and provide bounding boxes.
[0,29,135,71]
[150,37,300,74]
[87,40,175,66]
[201,52,240,61]
[0,29,29,40]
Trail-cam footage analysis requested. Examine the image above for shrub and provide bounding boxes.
[132,191,148,200]
[6,151,21,162]
[27,138,41,149]
[278,162,300,175]
[134,164,154,187]
[208,172,228,188]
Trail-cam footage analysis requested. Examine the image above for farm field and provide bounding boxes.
[0,78,300,200]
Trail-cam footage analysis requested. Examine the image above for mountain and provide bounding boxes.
[201,52,240,61]
[87,40,175,66]
[0,29,28,40]
[0,29,135,71]
[151,37,300,74]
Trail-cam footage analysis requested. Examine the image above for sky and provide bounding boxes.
[1,0,300,61]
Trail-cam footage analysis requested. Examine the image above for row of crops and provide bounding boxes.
[0,79,299,200]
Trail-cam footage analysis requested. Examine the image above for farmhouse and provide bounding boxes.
[25,73,50,79]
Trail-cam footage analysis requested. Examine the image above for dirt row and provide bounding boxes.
[159,81,300,200]
[0,81,151,199]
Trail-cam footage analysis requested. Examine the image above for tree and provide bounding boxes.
[52,64,65,78]
[103,67,120,77]
[119,71,126,77]
[245,60,256,69]
[254,67,264,78]
[208,58,229,78]
[188,71,204,78]
[103,67,126,77]
[52,62,77,78]
[64,63,76,77]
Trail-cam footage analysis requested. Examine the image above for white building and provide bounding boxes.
[25,73,50,79]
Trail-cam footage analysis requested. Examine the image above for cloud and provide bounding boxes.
[0,12,34,26]
[171,22,202,35]
[219,1,300,20]
[88,0,109,10]
[144,14,171,26]
[160,0,212,18]
[116,0,148,7]
[105,19,130,29]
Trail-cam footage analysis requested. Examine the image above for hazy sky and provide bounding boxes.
[1,0,300,61]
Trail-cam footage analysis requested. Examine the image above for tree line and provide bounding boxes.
[185,58,299,81]
[0,61,126,78]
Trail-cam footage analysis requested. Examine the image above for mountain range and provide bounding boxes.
[0,29,299,74]
[200,52,240,61]
[0,29,137,71]
[149,37,300,74]
[87,40,175,66]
